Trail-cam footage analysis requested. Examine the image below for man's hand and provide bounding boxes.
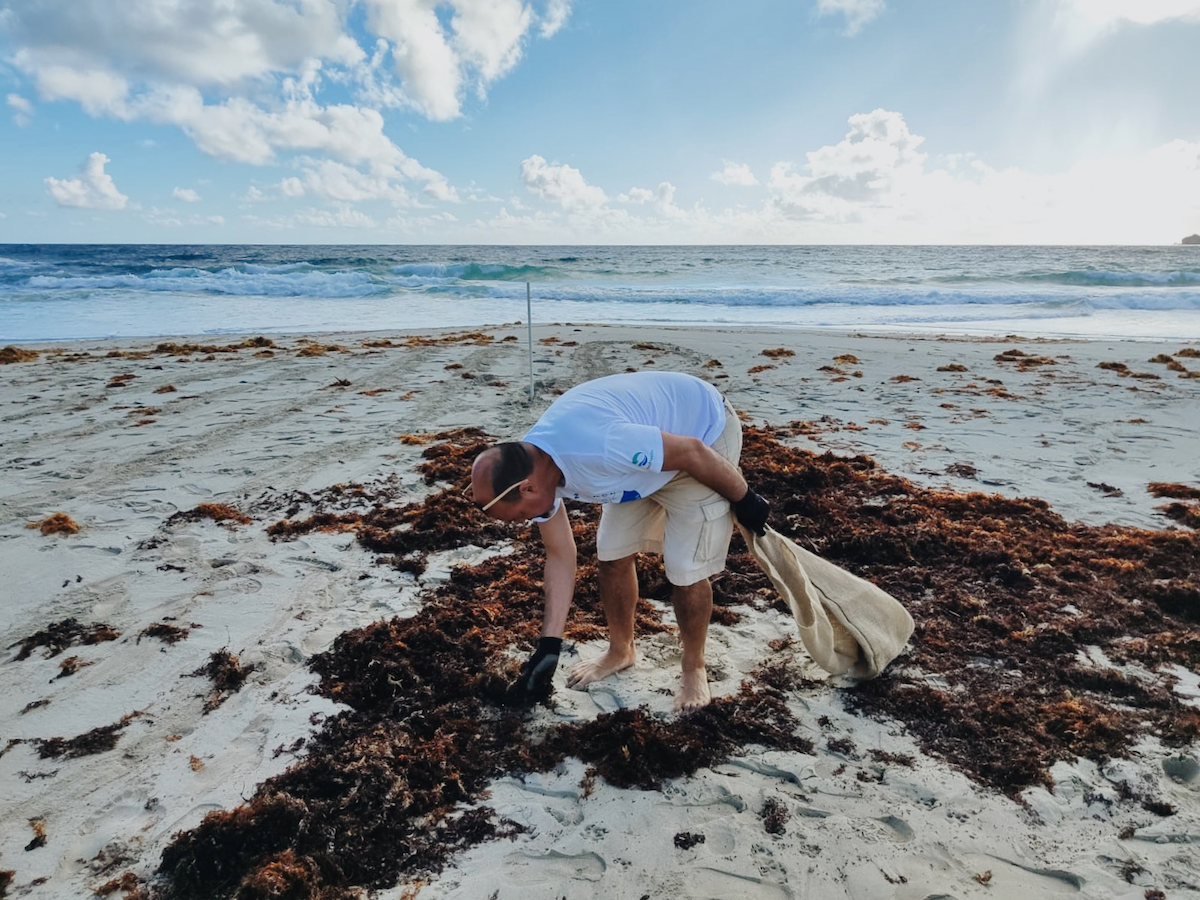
[506,636,562,706]
[732,487,770,536]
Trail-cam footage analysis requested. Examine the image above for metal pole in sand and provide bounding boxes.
[526,281,535,400]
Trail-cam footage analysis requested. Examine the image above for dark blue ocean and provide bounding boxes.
[3,244,1200,342]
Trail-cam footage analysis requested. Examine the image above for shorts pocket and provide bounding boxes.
[694,497,733,564]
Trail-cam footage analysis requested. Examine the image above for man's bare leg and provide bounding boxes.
[671,577,713,713]
[567,555,638,688]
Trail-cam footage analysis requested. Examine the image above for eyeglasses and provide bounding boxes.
[463,478,527,512]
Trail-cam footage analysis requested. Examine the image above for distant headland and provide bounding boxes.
[1184,234,1200,245]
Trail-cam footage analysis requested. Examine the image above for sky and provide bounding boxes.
[1,0,1198,245]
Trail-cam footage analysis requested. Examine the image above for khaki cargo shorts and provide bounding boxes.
[595,399,742,586]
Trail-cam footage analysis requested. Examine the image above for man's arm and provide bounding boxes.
[659,431,747,500]
[536,499,577,637]
[660,429,770,535]
[505,500,576,705]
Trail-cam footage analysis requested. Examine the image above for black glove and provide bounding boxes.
[506,636,561,706]
[732,488,770,536]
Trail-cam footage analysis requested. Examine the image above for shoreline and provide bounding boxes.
[9,310,1200,346]
[1,323,1198,899]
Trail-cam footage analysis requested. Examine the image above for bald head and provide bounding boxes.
[470,442,533,507]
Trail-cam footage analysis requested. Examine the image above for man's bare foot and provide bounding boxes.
[567,647,635,689]
[674,668,711,714]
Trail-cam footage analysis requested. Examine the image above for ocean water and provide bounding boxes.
[2,244,1200,343]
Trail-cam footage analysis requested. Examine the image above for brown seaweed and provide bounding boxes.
[1149,482,1200,500]
[734,426,1200,795]
[155,338,275,356]
[26,512,80,535]
[167,504,253,526]
[13,618,119,660]
[1158,502,1200,529]
[56,656,92,678]
[138,623,192,645]
[187,650,256,713]
[152,425,1200,898]
[760,797,789,835]
[96,871,150,898]
[0,346,38,364]
[994,348,1056,370]
[33,713,141,760]
[25,818,47,851]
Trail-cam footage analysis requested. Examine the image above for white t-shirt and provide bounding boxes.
[523,371,726,507]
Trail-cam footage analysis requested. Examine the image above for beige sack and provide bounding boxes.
[739,524,914,678]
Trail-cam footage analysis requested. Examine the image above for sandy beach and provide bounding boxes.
[2,323,1199,900]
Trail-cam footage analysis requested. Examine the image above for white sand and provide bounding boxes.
[1,324,1198,899]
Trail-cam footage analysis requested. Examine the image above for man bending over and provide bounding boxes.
[467,371,769,713]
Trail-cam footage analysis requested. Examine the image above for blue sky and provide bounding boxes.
[1,0,1198,244]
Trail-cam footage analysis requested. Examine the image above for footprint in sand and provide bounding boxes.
[690,867,794,900]
[508,849,606,885]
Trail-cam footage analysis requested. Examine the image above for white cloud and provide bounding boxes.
[44,152,129,209]
[6,0,361,90]
[492,110,1200,244]
[450,0,531,87]
[816,0,885,36]
[362,0,552,120]
[173,187,201,202]
[520,155,607,210]
[768,108,925,219]
[620,187,654,204]
[4,0,570,206]
[759,109,1200,243]
[539,0,572,37]
[17,53,130,116]
[144,208,227,228]
[619,182,680,210]
[284,204,379,229]
[1052,0,1200,30]
[7,93,33,126]
[365,0,463,120]
[283,159,413,204]
[711,161,759,186]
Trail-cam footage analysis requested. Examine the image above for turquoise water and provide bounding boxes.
[2,244,1200,342]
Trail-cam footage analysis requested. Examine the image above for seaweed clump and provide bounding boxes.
[187,650,256,713]
[138,622,193,645]
[265,428,516,574]
[736,425,1200,796]
[0,345,38,363]
[760,797,790,835]
[95,871,149,899]
[1149,482,1200,529]
[26,512,80,535]
[32,712,142,760]
[167,504,252,526]
[13,618,120,660]
[154,337,275,356]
